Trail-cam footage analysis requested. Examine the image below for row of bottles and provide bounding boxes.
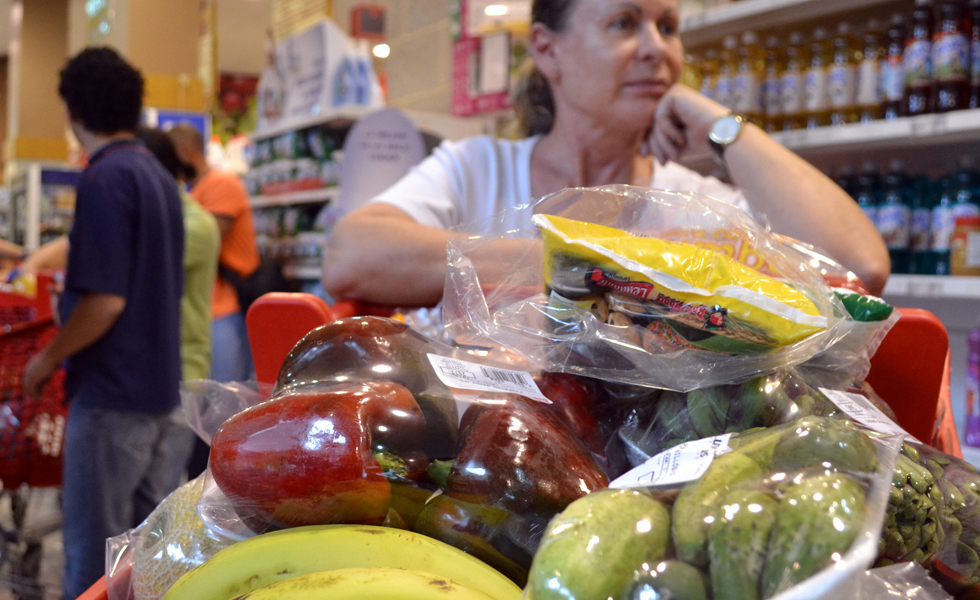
[836,158,980,274]
[688,0,980,132]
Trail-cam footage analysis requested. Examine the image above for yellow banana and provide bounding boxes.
[162,525,523,600]
[228,567,498,600]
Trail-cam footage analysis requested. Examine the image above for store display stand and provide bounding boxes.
[246,107,485,285]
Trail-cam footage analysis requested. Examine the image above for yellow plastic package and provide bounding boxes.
[535,215,827,355]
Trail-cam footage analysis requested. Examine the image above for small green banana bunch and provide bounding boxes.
[877,444,944,565]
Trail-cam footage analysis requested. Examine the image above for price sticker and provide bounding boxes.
[426,354,551,403]
[819,388,916,440]
[610,434,732,489]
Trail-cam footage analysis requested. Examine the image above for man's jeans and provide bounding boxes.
[210,311,254,383]
[62,404,195,599]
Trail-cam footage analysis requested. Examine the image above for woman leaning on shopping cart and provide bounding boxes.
[321,0,890,304]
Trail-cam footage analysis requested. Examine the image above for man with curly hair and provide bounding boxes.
[22,47,188,598]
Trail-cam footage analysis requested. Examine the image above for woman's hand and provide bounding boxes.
[642,84,730,164]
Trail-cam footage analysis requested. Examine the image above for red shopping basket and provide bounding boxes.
[0,276,67,490]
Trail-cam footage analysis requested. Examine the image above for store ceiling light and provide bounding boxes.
[372,43,390,58]
[485,4,508,16]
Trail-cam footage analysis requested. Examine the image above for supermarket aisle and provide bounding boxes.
[0,488,64,600]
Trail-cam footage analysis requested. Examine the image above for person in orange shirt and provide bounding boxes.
[168,124,259,385]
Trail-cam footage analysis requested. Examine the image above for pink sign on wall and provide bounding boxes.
[451,0,513,117]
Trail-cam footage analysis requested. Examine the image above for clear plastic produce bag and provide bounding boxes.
[443,185,850,391]
[105,476,233,600]
[525,417,903,600]
[193,316,615,586]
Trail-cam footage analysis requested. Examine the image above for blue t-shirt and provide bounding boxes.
[61,140,185,413]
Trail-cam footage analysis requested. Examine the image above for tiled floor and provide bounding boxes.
[0,488,64,600]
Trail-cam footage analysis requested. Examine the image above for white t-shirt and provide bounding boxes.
[370,135,749,231]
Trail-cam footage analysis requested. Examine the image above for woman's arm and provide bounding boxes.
[0,238,24,260]
[322,203,450,306]
[647,85,891,295]
[19,236,70,274]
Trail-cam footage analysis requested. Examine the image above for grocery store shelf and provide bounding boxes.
[249,106,374,141]
[680,0,893,46]
[770,109,980,157]
[250,187,338,208]
[882,275,980,299]
[283,264,321,280]
[683,109,980,170]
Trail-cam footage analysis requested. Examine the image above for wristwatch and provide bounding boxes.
[708,113,745,165]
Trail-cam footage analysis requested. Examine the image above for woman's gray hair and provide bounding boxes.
[512,0,578,137]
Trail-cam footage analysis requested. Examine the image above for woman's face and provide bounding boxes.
[541,0,683,131]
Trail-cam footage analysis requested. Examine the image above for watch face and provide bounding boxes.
[710,115,742,145]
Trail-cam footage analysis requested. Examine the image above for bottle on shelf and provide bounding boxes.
[715,35,738,110]
[763,35,784,133]
[700,47,720,102]
[835,164,857,198]
[931,175,957,274]
[903,0,936,116]
[910,173,935,274]
[954,156,980,217]
[857,20,883,123]
[934,0,971,112]
[804,28,832,128]
[855,161,882,231]
[881,13,908,119]
[734,31,765,127]
[879,159,913,273]
[967,320,980,448]
[829,22,860,126]
[782,31,808,130]
[971,0,980,108]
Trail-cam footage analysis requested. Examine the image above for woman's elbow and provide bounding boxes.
[855,248,891,297]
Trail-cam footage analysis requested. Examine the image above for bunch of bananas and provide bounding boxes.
[162,525,523,600]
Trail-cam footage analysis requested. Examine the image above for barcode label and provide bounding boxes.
[819,388,916,441]
[610,434,732,489]
[480,367,530,386]
[427,354,551,403]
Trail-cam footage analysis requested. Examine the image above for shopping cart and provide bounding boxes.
[77,294,959,600]
[0,273,67,600]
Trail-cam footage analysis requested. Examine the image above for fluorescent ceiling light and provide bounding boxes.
[372,43,390,58]
[485,4,508,16]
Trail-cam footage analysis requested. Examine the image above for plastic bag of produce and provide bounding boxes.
[525,417,902,600]
[884,440,980,598]
[858,562,952,600]
[193,316,616,586]
[613,366,900,469]
[105,476,233,600]
[443,185,848,391]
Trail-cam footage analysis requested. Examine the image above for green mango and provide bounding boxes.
[687,387,731,438]
[673,452,764,568]
[709,489,779,600]
[727,375,792,433]
[772,417,878,474]
[527,489,671,600]
[625,561,710,600]
[658,391,696,439]
[761,473,866,598]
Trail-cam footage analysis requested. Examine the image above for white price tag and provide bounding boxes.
[426,354,551,403]
[610,434,732,489]
[819,388,915,440]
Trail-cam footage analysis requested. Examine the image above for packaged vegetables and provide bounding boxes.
[105,186,971,600]
[444,186,848,391]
